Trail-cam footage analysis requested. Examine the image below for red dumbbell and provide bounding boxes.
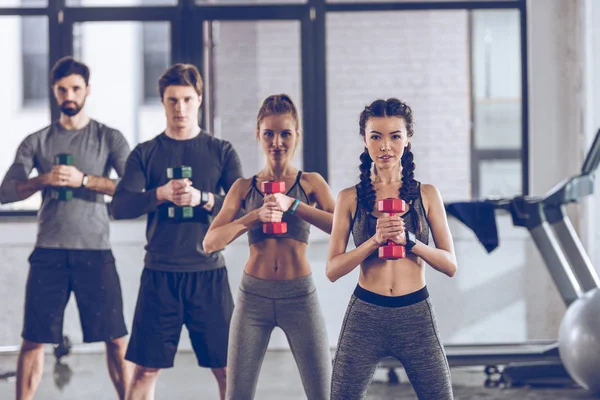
[261,181,288,235]
[377,198,408,259]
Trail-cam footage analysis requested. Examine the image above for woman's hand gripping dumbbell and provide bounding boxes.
[375,198,407,259]
[259,181,288,235]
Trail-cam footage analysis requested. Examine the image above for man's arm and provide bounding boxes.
[207,140,244,215]
[0,134,47,204]
[110,145,160,219]
[78,128,132,196]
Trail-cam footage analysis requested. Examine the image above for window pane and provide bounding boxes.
[326,11,470,201]
[0,16,49,211]
[327,0,514,3]
[22,15,48,105]
[474,100,521,148]
[208,20,302,175]
[479,159,521,198]
[1,0,47,7]
[472,10,522,149]
[66,0,177,6]
[197,0,305,4]
[142,22,170,102]
[73,21,171,146]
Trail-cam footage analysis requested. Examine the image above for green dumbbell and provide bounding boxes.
[167,166,194,219]
[51,153,74,201]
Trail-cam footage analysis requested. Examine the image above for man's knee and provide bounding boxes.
[21,339,45,352]
[105,336,127,350]
[211,367,227,383]
[132,365,161,381]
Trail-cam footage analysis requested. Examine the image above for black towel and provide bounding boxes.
[445,201,499,253]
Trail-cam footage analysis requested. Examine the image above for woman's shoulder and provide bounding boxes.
[337,185,359,205]
[230,176,255,197]
[419,182,441,198]
[417,182,443,212]
[299,171,327,186]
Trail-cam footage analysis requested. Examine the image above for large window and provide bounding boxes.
[142,22,170,103]
[73,21,172,146]
[206,20,302,176]
[326,10,471,201]
[0,1,527,214]
[471,9,522,198]
[0,15,50,211]
[21,3,48,106]
[66,0,177,6]
[0,0,47,6]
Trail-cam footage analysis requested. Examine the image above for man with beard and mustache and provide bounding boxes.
[0,57,131,400]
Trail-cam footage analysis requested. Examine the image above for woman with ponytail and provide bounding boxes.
[326,98,457,399]
[203,94,335,399]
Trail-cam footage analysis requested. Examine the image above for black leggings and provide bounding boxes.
[331,285,453,400]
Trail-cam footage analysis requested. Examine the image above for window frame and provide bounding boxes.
[0,0,527,216]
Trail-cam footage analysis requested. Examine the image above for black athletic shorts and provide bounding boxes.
[22,247,128,344]
[125,267,234,369]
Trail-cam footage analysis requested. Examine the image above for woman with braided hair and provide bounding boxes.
[326,98,457,399]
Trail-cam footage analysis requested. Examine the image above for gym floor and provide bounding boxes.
[0,350,598,400]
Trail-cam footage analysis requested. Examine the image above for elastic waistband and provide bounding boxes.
[354,285,429,308]
[240,271,315,299]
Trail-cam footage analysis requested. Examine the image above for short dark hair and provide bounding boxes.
[50,57,90,86]
[158,63,203,100]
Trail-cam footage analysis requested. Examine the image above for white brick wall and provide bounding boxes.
[215,20,303,177]
[325,10,471,201]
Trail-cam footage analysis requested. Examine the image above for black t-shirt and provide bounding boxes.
[112,131,243,272]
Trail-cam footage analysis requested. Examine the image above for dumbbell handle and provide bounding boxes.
[384,211,400,246]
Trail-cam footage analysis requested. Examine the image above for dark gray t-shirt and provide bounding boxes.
[111,131,243,272]
[0,119,131,250]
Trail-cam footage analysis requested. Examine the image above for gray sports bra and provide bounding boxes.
[350,181,430,259]
[244,171,311,245]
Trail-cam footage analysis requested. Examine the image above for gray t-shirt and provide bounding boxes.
[0,119,131,250]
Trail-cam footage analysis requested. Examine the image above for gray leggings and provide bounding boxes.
[331,285,453,400]
[226,272,331,400]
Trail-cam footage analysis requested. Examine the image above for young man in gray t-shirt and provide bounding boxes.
[0,57,131,400]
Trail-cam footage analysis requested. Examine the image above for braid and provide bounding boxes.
[358,149,377,211]
[399,142,419,202]
[358,98,418,207]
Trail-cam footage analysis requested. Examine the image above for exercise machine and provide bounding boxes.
[380,128,600,388]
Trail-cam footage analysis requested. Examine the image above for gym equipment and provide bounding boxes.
[379,127,600,389]
[50,153,74,201]
[261,181,287,234]
[53,334,72,361]
[53,335,73,390]
[558,287,600,393]
[377,198,407,259]
[167,166,193,219]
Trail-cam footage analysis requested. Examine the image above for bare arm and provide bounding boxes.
[326,189,377,282]
[275,173,336,234]
[14,174,49,201]
[411,184,457,277]
[83,175,117,196]
[203,179,260,254]
[326,188,407,282]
